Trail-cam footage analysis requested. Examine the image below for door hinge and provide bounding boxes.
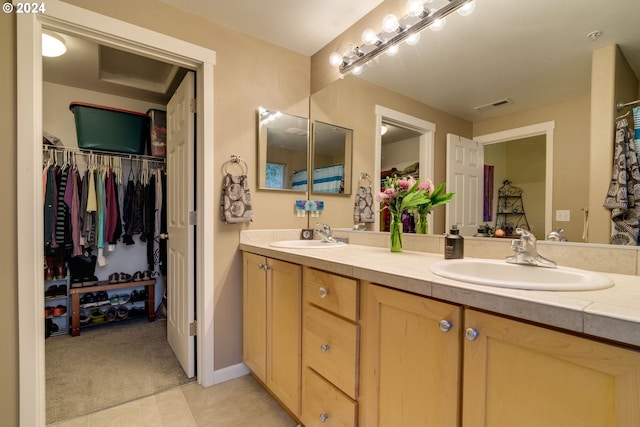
[189,321,198,336]
[189,211,197,225]
[190,98,196,113]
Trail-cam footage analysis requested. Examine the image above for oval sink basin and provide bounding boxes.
[269,240,347,249]
[429,259,614,291]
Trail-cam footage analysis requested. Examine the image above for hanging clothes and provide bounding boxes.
[603,118,640,245]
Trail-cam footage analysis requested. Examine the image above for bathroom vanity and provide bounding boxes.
[240,230,640,427]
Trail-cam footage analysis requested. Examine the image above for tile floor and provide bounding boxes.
[48,375,299,427]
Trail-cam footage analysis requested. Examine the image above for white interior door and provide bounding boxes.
[167,71,195,377]
[446,134,484,236]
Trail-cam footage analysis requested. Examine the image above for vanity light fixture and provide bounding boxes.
[330,0,476,76]
[42,31,67,57]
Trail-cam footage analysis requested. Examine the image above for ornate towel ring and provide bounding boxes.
[223,155,248,175]
[359,172,373,188]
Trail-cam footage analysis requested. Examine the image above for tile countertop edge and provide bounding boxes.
[238,241,640,349]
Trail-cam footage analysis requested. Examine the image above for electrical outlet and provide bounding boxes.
[556,210,570,222]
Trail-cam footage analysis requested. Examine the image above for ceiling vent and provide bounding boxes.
[473,98,513,112]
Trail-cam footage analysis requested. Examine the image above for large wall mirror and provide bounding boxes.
[310,0,640,242]
[257,108,308,192]
[311,121,353,195]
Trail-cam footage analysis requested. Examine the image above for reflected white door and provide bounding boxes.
[446,134,483,236]
[167,71,195,377]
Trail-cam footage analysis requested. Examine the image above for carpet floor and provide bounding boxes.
[46,319,194,425]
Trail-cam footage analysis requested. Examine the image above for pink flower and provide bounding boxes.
[418,179,434,193]
[397,179,411,190]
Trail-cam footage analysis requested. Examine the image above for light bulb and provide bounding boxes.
[352,65,363,76]
[382,14,400,33]
[405,0,424,17]
[362,28,379,45]
[42,32,67,57]
[457,0,475,16]
[429,11,446,31]
[386,44,400,56]
[329,52,343,67]
[406,32,421,45]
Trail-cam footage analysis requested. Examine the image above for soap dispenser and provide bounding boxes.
[445,225,464,259]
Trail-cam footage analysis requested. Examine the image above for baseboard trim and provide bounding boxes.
[212,363,250,384]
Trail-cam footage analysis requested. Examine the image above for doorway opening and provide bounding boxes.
[374,105,435,233]
[17,3,216,426]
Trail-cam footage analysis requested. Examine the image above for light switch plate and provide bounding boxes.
[556,210,570,222]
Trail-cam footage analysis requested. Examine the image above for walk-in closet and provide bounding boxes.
[42,30,193,424]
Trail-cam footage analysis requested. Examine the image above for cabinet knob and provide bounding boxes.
[465,327,479,341]
[319,287,329,298]
[439,319,452,332]
[320,343,330,352]
[257,264,270,271]
[319,413,329,423]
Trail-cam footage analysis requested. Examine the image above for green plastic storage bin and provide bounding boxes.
[70,102,149,154]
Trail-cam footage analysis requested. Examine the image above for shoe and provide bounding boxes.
[80,293,97,308]
[142,270,152,280]
[116,306,129,319]
[105,307,117,322]
[45,285,57,298]
[53,305,66,316]
[117,293,130,305]
[89,309,106,324]
[108,273,119,284]
[132,271,143,282]
[119,273,132,283]
[55,285,67,296]
[79,312,90,325]
[96,291,110,306]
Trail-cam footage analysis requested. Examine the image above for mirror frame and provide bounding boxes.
[311,120,354,195]
[257,108,309,192]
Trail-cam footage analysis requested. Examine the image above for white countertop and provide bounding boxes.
[240,232,640,348]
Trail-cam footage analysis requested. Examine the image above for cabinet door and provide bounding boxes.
[242,253,267,382]
[360,283,462,427]
[266,258,302,416]
[463,309,640,427]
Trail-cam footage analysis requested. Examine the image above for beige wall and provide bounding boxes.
[589,45,639,244]
[4,2,310,419]
[474,95,591,243]
[0,11,18,427]
[310,76,472,233]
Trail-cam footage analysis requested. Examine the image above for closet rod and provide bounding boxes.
[43,145,166,163]
[616,99,640,111]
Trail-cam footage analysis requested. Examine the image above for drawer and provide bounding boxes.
[303,267,358,321]
[303,304,358,399]
[302,367,357,427]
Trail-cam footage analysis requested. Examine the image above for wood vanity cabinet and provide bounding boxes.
[242,253,301,417]
[301,267,360,427]
[463,309,640,427]
[359,282,462,427]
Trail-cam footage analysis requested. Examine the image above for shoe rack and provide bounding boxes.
[69,279,156,336]
[44,265,69,337]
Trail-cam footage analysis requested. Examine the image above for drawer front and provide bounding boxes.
[303,267,358,321]
[302,367,357,427]
[303,304,358,398]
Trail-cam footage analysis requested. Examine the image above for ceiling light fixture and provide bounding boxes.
[330,0,476,76]
[42,31,67,57]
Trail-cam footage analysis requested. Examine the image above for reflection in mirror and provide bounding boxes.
[311,121,353,195]
[380,122,422,231]
[257,108,308,192]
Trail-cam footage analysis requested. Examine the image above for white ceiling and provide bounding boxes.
[44,0,640,121]
[157,0,640,121]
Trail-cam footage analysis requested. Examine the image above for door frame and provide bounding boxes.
[474,121,555,236]
[17,2,216,425]
[374,105,436,233]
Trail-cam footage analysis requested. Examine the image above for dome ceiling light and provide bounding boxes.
[42,31,67,57]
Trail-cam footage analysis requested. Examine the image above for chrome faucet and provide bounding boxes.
[315,223,336,243]
[506,228,556,268]
[546,228,568,242]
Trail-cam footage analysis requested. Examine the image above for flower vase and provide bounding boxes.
[390,212,403,252]
[416,212,429,234]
